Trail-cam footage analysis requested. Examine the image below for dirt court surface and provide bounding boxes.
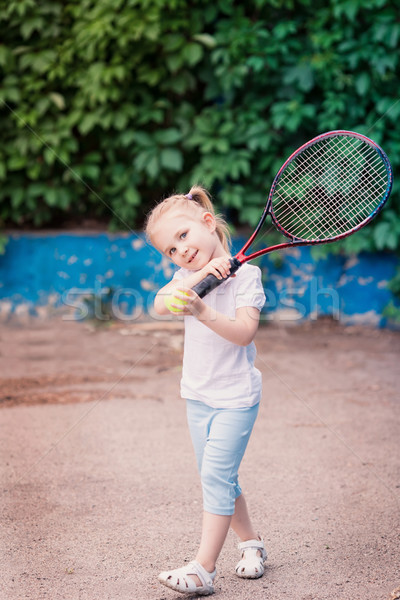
[0,316,399,600]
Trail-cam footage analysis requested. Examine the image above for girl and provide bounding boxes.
[145,186,267,596]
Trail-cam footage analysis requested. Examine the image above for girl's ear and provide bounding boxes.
[202,211,216,231]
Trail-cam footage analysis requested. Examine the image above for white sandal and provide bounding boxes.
[158,560,216,595]
[235,538,267,579]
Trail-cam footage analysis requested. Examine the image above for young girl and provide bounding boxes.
[145,186,267,596]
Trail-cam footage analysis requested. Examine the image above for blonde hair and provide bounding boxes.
[145,185,231,252]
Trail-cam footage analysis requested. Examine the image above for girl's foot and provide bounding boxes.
[235,538,267,579]
[158,560,216,595]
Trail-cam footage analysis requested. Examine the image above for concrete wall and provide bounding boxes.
[0,232,398,326]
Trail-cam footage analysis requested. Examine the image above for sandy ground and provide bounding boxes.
[0,316,399,600]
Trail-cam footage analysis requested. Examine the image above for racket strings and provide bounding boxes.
[272,135,388,241]
[274,142,385,239]
[276,142,383,237]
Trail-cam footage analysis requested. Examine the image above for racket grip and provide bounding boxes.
[192,258,242,299]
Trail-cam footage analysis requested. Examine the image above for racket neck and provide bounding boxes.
[239,241,300,262]
[236,197,272,262]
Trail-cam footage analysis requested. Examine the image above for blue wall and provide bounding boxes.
[0,232,398,326]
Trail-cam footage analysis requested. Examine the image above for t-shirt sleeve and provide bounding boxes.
[172,267,186,281]
[235,265,266,311]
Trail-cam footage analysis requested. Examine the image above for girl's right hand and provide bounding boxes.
[200,256,233,280]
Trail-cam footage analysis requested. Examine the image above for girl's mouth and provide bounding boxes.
[188,250,198,263]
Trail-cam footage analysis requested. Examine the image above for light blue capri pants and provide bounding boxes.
[186,399,259,516]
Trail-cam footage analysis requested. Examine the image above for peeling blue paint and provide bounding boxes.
[0,232,398,326]
[258,246,399,326]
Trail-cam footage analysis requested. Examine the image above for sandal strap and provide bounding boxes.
[238,538,267,562]
[238,538,265,551]
[187,560,216,587]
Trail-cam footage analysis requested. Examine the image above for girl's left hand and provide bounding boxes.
[174,287,205,318]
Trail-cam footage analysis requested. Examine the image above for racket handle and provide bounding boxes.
[192,258,242,299]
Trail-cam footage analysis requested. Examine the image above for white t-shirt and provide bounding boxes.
[173,263,266,409]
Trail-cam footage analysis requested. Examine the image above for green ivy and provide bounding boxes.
[0,0,399,253]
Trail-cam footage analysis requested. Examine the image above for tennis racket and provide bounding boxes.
[192,130,393,299]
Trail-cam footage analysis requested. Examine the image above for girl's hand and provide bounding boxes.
[200,256,234,280]
[173,287,205,318]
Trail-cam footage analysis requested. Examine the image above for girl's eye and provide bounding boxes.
[170,248,176,255]
[180,232,187,239]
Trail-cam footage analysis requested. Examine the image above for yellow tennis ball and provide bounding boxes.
[164,292,188,313]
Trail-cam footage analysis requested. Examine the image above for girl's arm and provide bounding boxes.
[153,256,232,315]
[174,288,261,346]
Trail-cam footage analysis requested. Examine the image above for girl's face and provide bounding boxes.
[151,207,227,270]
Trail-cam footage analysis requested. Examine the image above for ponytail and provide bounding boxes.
[186,186,231,252]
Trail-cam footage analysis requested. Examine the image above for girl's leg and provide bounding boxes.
[195,511,232,572]
[184,400,259,581]
[194,403,259,574]
[192,496,262,585]
[233,495,267,579]
[231,493,259,541]
[158,402,261,593]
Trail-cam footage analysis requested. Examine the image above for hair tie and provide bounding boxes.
[184,193,193,200]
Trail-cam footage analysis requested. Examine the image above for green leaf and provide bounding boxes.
[134,132,154,148]
[7,156,27,171]
[183,43,203,66]
[11,188,24,208]
[27,182,47,198]
[20,17,44,40]
[155,128,182,145]
[114,112,128,130]
[49,92,66,110]
[43,147,56,166]
[373,222,390,250]
[119,130,136,147]
[193,34,217,48]
[0,46,12,67]
[283,64,314,92]
[44,187,58,207]
[146,155,160,179]
[160,148,183,171]
[166,53,183,73]
[124,187,140,205]
[162,34,184,52]
[355,72,370,96]
[78,113,99,135]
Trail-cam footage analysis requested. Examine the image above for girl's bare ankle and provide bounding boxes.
[196,559,216,574]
